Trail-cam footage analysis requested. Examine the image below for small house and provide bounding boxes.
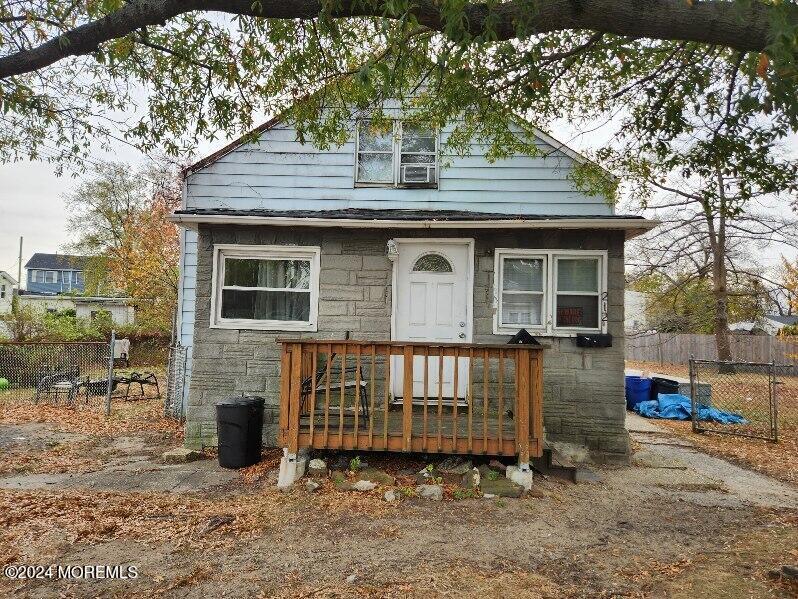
[729,314,798,336]
[0,270,16,315]
[17,294,136,325]
[24,253,87,295]
[169,108,656,480]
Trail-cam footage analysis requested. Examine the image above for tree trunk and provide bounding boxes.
[711,243,733,362]
[704,167,733,363]
[713,169,733,363]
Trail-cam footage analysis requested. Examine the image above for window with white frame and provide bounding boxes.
[356,120,437,186]
[494,249,606,335]
[0,284,5,299]
[45,271,58,283]
[555,257,601,329]
[212,245,320,331]
[29,270,39,283]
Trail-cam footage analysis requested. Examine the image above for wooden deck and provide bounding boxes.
[278,340,544,461]
[298,408,518,455]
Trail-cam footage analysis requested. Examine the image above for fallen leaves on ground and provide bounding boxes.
[239,449,284,484]
[0,398,182,439]
[657,419,798,485]
[0,438,105,476]
[0,488,285,564]
[264,563,563,598]
[0,480,394,570]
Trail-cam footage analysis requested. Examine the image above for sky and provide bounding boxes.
[0,142,215,285]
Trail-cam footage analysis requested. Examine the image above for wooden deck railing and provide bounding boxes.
[277,340,544,462]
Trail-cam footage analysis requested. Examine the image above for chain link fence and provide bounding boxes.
[689,359,780,442]
[0,341,112,408]
[164,344,188,421]
[0,338,169,414]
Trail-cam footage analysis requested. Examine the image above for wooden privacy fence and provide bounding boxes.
[278,340,544,462]
[626,333,798,367]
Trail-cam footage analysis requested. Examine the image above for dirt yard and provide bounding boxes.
[626,360,798,486]
[0,393,797,598]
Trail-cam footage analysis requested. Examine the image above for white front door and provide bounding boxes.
[392,240,473,399]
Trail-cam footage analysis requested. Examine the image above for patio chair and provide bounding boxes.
[77,376,120,402]
[35,368,81,405]
[299,353,369,424]
[118,371,160,400]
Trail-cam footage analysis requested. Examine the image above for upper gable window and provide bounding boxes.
[355,120,437,187]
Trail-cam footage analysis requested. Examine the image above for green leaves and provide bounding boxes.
[0,0,795,206]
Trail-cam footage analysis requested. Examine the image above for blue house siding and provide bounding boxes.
[27,269,85,295]
[184,123,613,216]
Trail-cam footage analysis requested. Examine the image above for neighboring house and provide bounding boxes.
[624,290,649,333]
[0,271,16,314]
[17,294,135,325]
[25,253,87,295]
[169,110,657,468]
[729,314,798,336]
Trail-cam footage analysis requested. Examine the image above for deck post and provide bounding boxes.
[277,343,292,445]
[515,348,531,467]
[287,342,302,455]
[278,341,307,488]
[530,353,544,458]
[402,345,414,451]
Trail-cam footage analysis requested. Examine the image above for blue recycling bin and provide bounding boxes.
[625,376,652,410]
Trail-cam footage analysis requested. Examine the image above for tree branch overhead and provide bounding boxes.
[0,0,783,79]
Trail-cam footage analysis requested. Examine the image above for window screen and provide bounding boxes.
[500,257,545,326]
[555,258,600,329]
[357,122,394,183]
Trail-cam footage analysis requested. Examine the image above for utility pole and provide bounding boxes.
[16,236,22,291]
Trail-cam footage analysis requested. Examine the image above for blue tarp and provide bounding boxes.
[634,393,748,424]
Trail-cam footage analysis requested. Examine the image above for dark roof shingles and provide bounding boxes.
[24,253,89,270]
[173,207,645,222]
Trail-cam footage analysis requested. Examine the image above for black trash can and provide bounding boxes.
[215,396,265,469]
[650,377,680,400]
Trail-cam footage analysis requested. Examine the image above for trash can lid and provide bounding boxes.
[216,395,265,407]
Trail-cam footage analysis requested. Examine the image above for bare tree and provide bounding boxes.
[627,165,798,359]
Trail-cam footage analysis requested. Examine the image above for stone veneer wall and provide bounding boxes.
[185,225,628,463]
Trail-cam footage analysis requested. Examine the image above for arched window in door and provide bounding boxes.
[412,253,453,273]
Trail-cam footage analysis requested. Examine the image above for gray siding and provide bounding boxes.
[184,225,628,463]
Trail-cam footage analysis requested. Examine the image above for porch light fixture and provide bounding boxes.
[386,239,399,262]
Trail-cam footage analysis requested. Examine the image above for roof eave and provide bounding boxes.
[167,212,658,240]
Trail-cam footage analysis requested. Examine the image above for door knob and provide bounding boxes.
[458,332,466,339]
[459,321,466,327]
